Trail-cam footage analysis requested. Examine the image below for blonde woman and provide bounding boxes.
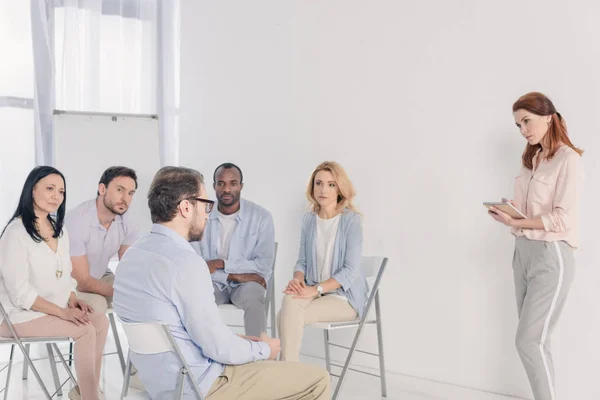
[278,161,368,361]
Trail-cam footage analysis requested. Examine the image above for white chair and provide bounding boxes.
[307,256,389,400]
[218,242,278,337]
[66,261,128,375]
[118,319,204,400]
[0,302,78,400]
[108,308,127,373]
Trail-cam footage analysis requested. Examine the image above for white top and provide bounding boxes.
[217,210,239,260]
[0,219,77,325]
[316,214,347,302]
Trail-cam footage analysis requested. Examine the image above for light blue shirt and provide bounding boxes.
[294,210,369,318]
[191,199,275,290]
[113,224,271,399]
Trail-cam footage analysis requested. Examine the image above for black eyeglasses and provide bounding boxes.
[183,197,215,213]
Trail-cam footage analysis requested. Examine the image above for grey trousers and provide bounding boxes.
[513,237,575,400]
[213,282,267,337]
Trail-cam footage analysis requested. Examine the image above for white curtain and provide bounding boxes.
[53,0,180,165]
[0,0,36,227]
[1,0,179,226]
[31,0,55,166]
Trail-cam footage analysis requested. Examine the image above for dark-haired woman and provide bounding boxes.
[0,166,108,400]
[488,93,583,400]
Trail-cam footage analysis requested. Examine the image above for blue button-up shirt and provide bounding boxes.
[113,224,271,399]
[191,199,275,290]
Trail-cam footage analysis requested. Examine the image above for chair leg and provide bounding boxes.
[332,320,370,400]
[46,344,63,397]
[109,313,127,374]
[68,342,73,367]
[323,330,331,376]
[21,344,30,380]
[119,352,133,400]
[19,343,53,399]
[375,294,387,397]
[3,345,15,400]
[270,288,277,338]
[52,344,78,387]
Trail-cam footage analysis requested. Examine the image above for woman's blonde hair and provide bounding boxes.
[306,161,358,213]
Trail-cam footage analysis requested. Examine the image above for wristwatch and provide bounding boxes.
[316,285,324,297]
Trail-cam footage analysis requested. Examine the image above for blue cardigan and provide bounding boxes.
[294,209,368,318]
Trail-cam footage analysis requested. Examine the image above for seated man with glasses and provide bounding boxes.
[191,163,275,337]
[114,166,329,399]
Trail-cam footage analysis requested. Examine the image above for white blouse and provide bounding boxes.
[316,214,348,302]
[316,214,341,281]
[0,219,77,325]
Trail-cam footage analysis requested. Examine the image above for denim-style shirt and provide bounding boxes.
[294,209,368,318]
[113,224,270,399]
[191,199,275,290]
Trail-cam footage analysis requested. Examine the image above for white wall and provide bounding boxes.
[180,1,600,398]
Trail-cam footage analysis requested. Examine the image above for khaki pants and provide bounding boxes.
[278,295,357,362]
[78,271,115,315]
[0,312,109,400]
[206,360,330,400]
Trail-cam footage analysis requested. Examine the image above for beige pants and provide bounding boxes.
[0,312,109,400]
[78,272,139,377]
[278,295,358,362]
[78,271,115,315]
[206,360,330,400]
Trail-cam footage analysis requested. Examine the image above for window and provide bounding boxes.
[0,0,35,227]
[54,1,158,114]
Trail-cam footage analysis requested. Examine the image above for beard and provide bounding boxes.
[188,219,205,242]
[104,197,128,216]
[217,192,240,207]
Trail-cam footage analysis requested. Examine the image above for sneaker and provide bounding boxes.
[128,371,146,391]
[68,385,105,400]
[68,386,81,400]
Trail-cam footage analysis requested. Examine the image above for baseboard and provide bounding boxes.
[299,352,529,400]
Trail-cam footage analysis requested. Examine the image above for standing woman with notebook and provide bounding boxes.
[488,92,584,400]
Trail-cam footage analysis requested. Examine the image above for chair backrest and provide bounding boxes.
[0,301,10,325]
[0,300,20,340]
[362,256,386,278]
[264,242,278,313]
[359,256,388,320]
[119,320,174,355]
[362,256,388,293]
[269,242,278,289]
[118,318,206,399]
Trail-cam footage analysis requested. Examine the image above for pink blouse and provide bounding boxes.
[512,145,584,248]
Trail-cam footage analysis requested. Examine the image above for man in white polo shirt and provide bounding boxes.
[66,166,139,314]
[65,166,145,394]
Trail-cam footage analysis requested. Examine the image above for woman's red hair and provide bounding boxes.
[512,92,583,169]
